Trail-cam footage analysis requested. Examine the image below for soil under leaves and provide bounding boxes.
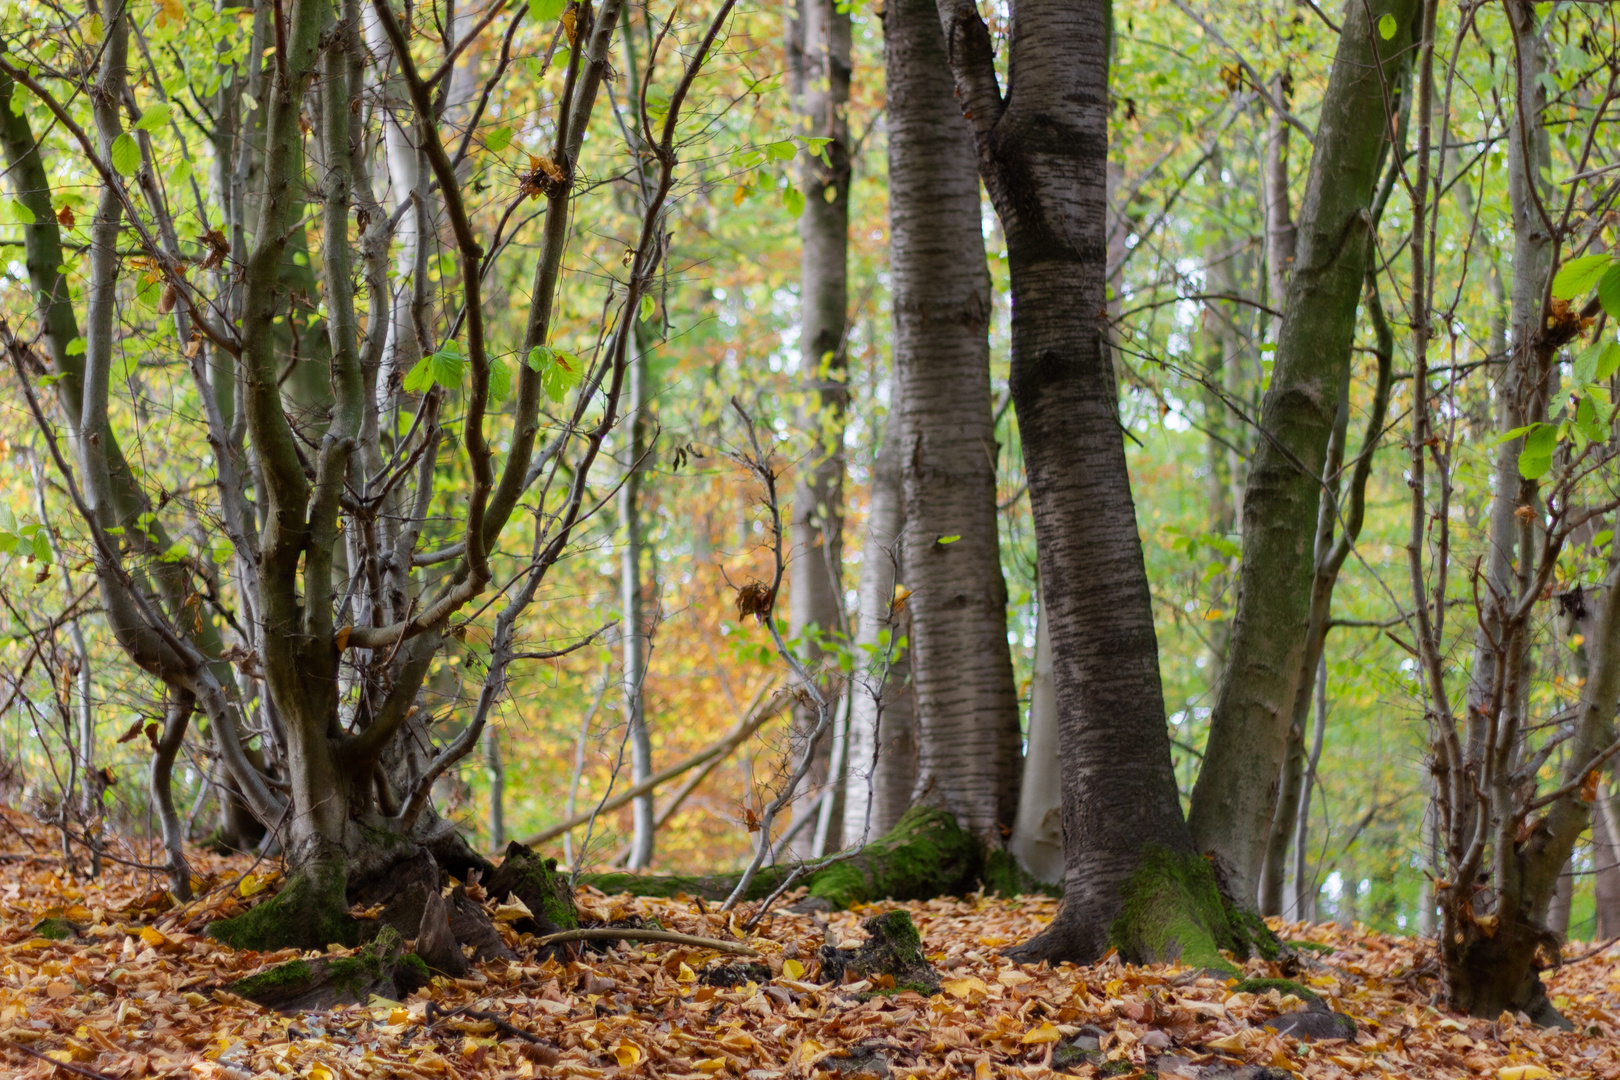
[0,809,1615,1080]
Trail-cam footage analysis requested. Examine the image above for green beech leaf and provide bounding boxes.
[1378,13,1397,39]
[110,133,140,176]
[1518,422,1557,479]
[403,355,435,394]
[488,356,512,403]
[1577,394,1606,444]
[1600,343,1620,382]
[133,103,172,131]
[1490,423,1536,446]
[66,336,87,356]
[782,186,805,218]
[639,294,656,323]
[766,140,797,162]
[528,0,566,22]
[8,198,35,225]
[1598,263,1620,320]
[1551,254,1613,300]
[428,342,465,388]
[32,532,52,564]
[1574,340,1605,387]
[485,126,514,153]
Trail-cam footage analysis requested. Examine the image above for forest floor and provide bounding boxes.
[0,807,1614,1080]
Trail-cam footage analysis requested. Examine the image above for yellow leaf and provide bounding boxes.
[1206,1033,1249,1053]
[793,1039,824,1066]
[388,1007,411,1026]
[677,962,697,983]
[492,893,534,922]
[1022,1022,1062,1044]
[942,976,989,1000]
[183,992,208,1008]
[718,1030,755,1052]
[612,1041,644,1067]
[696,1059,727,1074]
[239,872,273,898]
[1498,1068,1552,1080]
[998,969,1034,987]
[782,958,805,980]
[138,926,174,950]
[975,1061,993,1080]
[308,1064,336,1080]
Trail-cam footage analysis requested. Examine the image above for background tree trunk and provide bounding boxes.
[1595,784,1620,939]
[1190,0,1415,906]
[621,327,655,868]
[786,0,852,858]
[886,0,1020,847]
[1009,606,1062,884]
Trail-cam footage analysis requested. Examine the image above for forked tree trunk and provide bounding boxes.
[886,0,1020,847]
[936,0,1263,968]
[1189,0,1416,906]
[785,0,852,858]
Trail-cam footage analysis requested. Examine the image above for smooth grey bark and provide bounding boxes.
[786,0,853,857]
[886,0,1020,847]
[1596,783,1620,938]
[842,404,911,844]
[936,0,1252,966]
[486,726,505,852]
[1189,0,1417,906]
[1009,605,1062,884]
[1263,71,1296,318]
[620,328,655,868]
[1547,858,1573,937]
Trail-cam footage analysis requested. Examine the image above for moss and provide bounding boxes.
[1231,978,1323,1008]
[806,805,982,909]
[33,917,79,941]
[980,849,1063,899]
[208,867,360,952]
[399,952,429,980]
[1286,939,1334,954]
[1107,845,1241,973]
[228,959,315,999]
[818,910,940,994]
[487,844,585,929]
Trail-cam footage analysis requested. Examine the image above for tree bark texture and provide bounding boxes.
[620,328,655,869]
[935,0,1258,967]
[1189,0,1416,907]
[1009,605,1062,884]
[786,0,853,857]
[886,0,1020,848]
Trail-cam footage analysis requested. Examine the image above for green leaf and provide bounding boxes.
[133,103,172,131]
[160,540,187,563]
[1574,340,1605,387]
[528,0,566,20]
[639,293,656,323]
[936,535,961,545]
[428,341,465,388]
[403,355,435,394]
[104,525,125,536]
[1378,12,1397,40]
[32,531,52,564]
[1518,422,1557,479]
[1490,423,1536,447]
[0,505,16,532]
[1600,264,1620,319]
[488,356,512,403]
[782,186,804,218]
[1593,529,1614,550]
[1551,254,1613,300]
[65,337,86,356]
[110,132,140,176]
[8,197,35,225]
[729,148,766,170]
[526,344,555,373]
[766,140,797,162]
[485,126,514,153]
[1577,393,1606,444]
[1600,343,1620,382]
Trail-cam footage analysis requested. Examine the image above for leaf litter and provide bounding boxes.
[0,809,1614,1080]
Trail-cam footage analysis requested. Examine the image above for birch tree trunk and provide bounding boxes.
[886,0,1019,847]
[620,327,655,868]
[1189,0,1416,906]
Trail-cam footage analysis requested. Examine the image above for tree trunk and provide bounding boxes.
[884,0,1020,849]
[1595,784,1620,939]
[786,0,853,858]
[486,727,506,852]
[1292,652,1328,922]
[1547,858,1573,938]
[1262,71,1296,318]
[1009,605,1062,884]
[620,326,655,868]
[842,403,914,844]
[1189,0,1416,906]
[935,0,1265,968]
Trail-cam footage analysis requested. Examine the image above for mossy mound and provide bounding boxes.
[817,910,939,995]
[484,843,579,934]
[1285,938,1334,954]
[33,917,81,941]
[980,848,1063,899]
[1106,846,1279,973]
[208,868,360,952]
[804,806,982,910]
[226,927,427,1012]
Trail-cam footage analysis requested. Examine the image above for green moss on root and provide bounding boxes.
[228,959,315,999]
[806,805,982,909]
[980,848,1063,899]
[1106,846,1250,973]
[33,917,79,941]
[208,869,360,952]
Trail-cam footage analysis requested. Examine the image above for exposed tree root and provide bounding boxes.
[533,927,759,956]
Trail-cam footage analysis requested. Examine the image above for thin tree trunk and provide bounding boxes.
[1292,652,1327,922]
[1595,783,1620,939]
[1262,71,1296,318]
[1190,0,1416,905]
[785,0,852,858]
[620,327,654,868]
[842,403,911,844]
[486,727,505,852]
[1009,604,1062,884]
[1547,857,1573,938]
[886,0,1019,846]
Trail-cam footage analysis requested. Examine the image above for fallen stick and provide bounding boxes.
[522,686,780,848]
[533,927,760,956]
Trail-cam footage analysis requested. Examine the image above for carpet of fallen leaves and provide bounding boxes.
[0,808,1616,1080]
